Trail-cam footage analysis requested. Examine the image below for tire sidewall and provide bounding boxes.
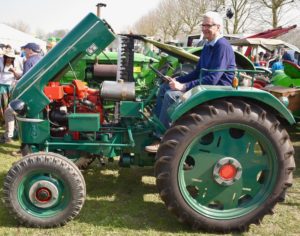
[5,152,86,227]
[158,105,286,229]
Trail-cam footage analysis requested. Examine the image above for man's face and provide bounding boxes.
[24,48,33,58]
[201,16,220,41]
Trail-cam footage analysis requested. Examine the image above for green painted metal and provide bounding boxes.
[68,113,100,131]
[18,119,50,144]
[60,59,87,83]
[17,171,70,218]
[83,51,159,63]
[12,13,115,117]
[139,37,199,64]
[178,123,278,219]
[283,61,300,78]
[272,71,300,87]
[45,127,135,148]
[170,85,295,125]
[120,101,143,118]
[60,50,160,94]
[0,84,10,121]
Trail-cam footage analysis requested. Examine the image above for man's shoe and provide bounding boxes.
[145,141,160,153]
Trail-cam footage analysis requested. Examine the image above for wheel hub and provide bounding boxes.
[213,157,242,186]
[36,188,52,202]
[28,180,59,208]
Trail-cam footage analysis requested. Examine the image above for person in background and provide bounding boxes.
[271,55,284,73]
[22,43,42,73]
[271,50,294,74]
[282,51,293,62]
[259,52,271,67]
[258,51,264,61]
[46,38,57,52]
[0,49,22,84]
[0,49,22,129]
[254,51,265,67]
[20,46,26,58]
[1,43,42,148]
[145,11,236,153]
[0,44,6,58]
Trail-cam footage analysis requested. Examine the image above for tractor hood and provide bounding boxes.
[137,36,199,64]
[12,13,115,117]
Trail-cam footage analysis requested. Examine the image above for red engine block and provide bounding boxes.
[44,80,104,123]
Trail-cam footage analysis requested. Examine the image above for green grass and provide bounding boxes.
[0,128,299,236]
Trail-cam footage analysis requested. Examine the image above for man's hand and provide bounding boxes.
[163,75,172,82]
[169,78,186,92]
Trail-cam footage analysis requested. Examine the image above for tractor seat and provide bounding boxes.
[283,60,300,79]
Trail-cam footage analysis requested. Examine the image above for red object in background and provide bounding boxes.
[253,79,267,89]
[247,25,297,39]
[244,25,297,57]
[259,60,267,67]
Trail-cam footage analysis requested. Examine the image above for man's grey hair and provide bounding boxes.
[203,11,223,34]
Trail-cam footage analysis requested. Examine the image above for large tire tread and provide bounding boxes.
[155,98,295,232]
[3,152,86,228]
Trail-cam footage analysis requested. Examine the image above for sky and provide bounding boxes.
[0,0,162,34]
[1,0,299,37]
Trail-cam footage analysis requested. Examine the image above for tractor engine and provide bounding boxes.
[43,35,137,138]
[44,80,103,136]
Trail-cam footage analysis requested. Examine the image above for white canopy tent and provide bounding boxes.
[0,23,46,52]
[229,38,300,52]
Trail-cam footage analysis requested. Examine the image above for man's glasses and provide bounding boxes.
[201,24,217,28]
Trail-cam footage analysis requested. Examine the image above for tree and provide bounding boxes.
[178,0,208,34]
[133,10,159,36]
[156,0,184,41]
[225,0,255,34]
[46,29,69,40]
[6,20,31,34]
[131,0,299,42]
[279,29,300,48]
[35,28,47,40]
[258,0,298,28]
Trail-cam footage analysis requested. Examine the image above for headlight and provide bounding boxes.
[9,99,27,116]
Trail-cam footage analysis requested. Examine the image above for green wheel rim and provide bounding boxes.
[17,170,71,218]
[178,123,278,220]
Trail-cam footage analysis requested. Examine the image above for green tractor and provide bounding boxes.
[3,13,295,232]
[272,60,300,87]
[59,37,161,96]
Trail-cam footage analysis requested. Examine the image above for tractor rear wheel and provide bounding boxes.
[155,98,295,232]
[3,152,86,227]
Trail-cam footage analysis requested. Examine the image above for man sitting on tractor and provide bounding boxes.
[145,11,236,153]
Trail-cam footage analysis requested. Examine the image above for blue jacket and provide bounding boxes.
[177,37,236,90]
[23,54,42,74]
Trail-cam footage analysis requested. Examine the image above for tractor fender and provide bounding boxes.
[170,85,295,125]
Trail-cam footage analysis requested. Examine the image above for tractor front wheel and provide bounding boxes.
[155,98,295,232]
[3,152,86,227]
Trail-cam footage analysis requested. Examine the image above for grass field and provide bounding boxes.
[0,128,299,236]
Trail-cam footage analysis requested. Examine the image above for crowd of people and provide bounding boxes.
[251,47,294,73]
[0,40,56,156]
